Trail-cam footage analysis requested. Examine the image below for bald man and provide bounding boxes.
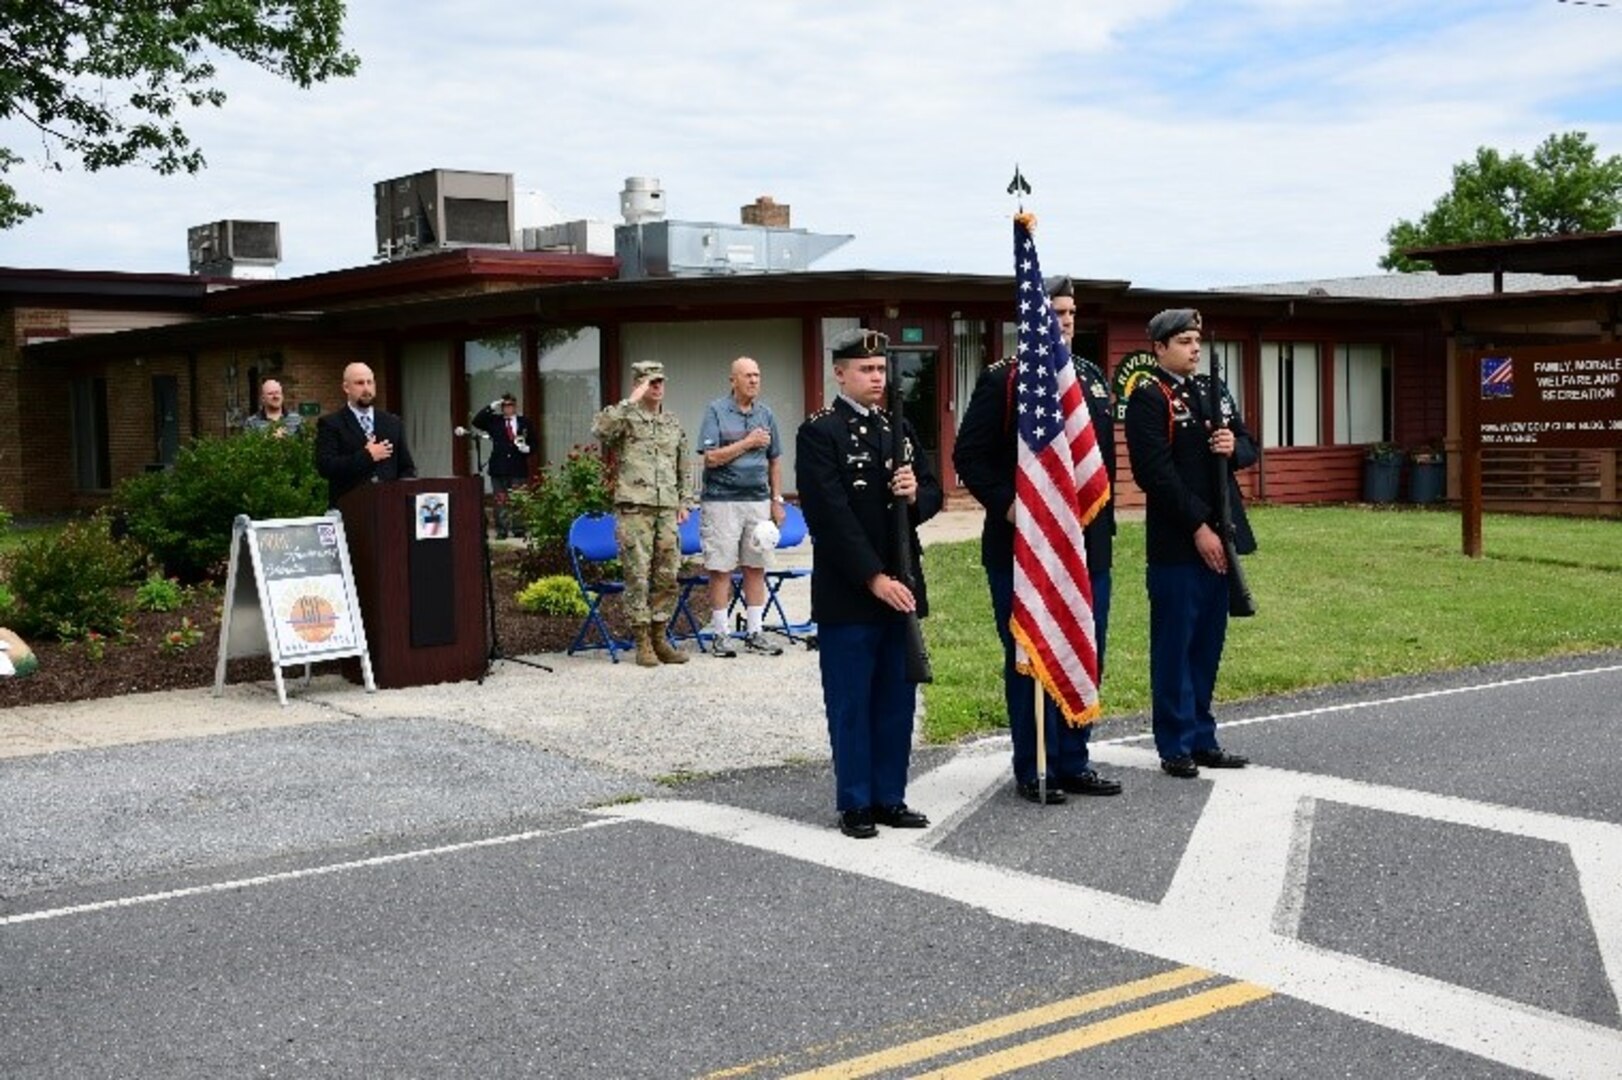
[315,362,417,508]
[242,378,303,437]
[697,355,785,656]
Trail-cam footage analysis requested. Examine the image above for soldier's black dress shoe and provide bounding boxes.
[1056,769,1123,796]
[1192,748,1250,769]
[1016,780,1068,804]
[839,809,877,839]
[873,803,929,829]
[1160,756,1200,778]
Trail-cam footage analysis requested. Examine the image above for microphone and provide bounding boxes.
[454,425,489,440]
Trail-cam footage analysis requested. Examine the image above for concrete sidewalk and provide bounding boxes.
[0,508,988,772]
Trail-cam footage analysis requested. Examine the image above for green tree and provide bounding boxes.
[0,0,360,229]
[1380,132,1622,272]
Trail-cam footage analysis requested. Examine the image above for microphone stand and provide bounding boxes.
[462,426,552,680]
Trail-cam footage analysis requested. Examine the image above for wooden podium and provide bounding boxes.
[336,477,486,688]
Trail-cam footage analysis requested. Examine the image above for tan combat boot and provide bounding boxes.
[651,622,690,665]
[634,623,660,668]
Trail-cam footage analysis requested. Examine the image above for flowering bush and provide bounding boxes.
[159,616,204,655]
[510,444,613,576]
[4,515,138,639]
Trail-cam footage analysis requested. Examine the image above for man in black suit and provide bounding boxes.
[315,361,417,509]
[796,328,942,839]
[471,392,536,539]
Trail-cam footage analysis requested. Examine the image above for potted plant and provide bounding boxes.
[1362,442,1403,504]
[1408,441,1446,505]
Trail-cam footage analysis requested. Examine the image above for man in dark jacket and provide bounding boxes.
[796,328,942,839]
[953,276,1123,805]
[1124,309,1257,778]
[315,362,417,510]
[471,392,536,539]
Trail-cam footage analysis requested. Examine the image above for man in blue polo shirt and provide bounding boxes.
[697,355,787,657]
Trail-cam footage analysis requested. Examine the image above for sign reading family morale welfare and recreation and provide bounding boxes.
[213,512,374,705]
[1467,343,1622,450]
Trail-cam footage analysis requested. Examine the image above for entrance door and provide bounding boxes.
[887,347,938,467]
[152,375,180,467]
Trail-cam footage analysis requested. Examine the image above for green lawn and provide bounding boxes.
[920,505,1622,743]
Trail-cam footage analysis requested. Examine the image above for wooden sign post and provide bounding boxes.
[1459,343,1622,557]
[213,512,374,705]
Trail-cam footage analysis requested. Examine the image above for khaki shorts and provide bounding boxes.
[700,499,772,571]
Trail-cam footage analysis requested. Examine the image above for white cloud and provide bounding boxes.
[2,0,1620,289]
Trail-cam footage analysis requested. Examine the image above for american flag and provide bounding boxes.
[1009,214,1111,726]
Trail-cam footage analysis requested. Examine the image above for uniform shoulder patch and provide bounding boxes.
[986,357,1015,374]
[805,406,835,422]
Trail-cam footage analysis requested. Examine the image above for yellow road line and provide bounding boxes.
[910,981,1274,1079]
[775,966,1213,1080]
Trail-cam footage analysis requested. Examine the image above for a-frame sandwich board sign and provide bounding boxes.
[213,512,374,705]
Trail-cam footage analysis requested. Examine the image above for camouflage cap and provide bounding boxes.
[631,360,666,381]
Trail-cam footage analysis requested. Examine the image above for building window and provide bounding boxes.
[1260,341,1320,448]
[538,326,601,467]
[70,375,111,491]
[1333,343,1392,445]
[1206,339,1245,425]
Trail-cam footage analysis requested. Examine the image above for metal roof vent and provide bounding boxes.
[620,177,665,225]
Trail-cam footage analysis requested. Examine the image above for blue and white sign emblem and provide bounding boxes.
[1480,356,1514,399]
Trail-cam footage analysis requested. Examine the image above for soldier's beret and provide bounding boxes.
[631,360,666,381]
[829,328,889,362]
[1044,275,1074,299]
[1147,308,1202,343]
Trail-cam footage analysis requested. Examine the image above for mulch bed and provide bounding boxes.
[0,547,619,709]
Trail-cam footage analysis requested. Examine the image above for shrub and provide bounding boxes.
[514,575,588,617]
[4,516,138,639]
[134,572,186,612]
[0,580,15,624]
[511,444,612,545]
[113,428,327,582]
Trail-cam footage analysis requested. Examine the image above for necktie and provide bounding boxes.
[508,418,517,440]
[359,411,373,438]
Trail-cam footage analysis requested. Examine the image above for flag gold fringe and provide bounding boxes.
[1011,621,1100,729]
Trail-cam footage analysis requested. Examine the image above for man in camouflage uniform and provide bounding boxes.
[592,360,694,667]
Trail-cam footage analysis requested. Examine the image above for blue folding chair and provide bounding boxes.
[669,508,711,652]
[565,511,633,661]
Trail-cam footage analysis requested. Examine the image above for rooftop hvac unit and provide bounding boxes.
[374,169,515,259]
[615,220,852,280]
[188,220,282,277]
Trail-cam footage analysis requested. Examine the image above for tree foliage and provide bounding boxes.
[1381,132,1622,272]
[0,0,360,229]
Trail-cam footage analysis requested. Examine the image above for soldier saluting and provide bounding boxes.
[593,360,694,668]
[796,328,942,839]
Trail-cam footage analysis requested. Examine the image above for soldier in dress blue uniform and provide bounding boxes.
[796,328,943,839]
[953,275,1123,804]
[1123,309,1258,778]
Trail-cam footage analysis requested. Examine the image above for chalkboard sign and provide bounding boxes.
[214,512,374,705]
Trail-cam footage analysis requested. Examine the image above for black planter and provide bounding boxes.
[1409,461,1445,504]
[1363,459,1401,503]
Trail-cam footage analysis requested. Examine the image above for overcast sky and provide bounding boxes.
[2,0,1619,290]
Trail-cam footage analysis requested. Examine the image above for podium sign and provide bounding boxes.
[213,512,374,704]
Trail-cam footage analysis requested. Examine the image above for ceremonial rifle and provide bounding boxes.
[886,372,935,683]
[1207,347,1257,618]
